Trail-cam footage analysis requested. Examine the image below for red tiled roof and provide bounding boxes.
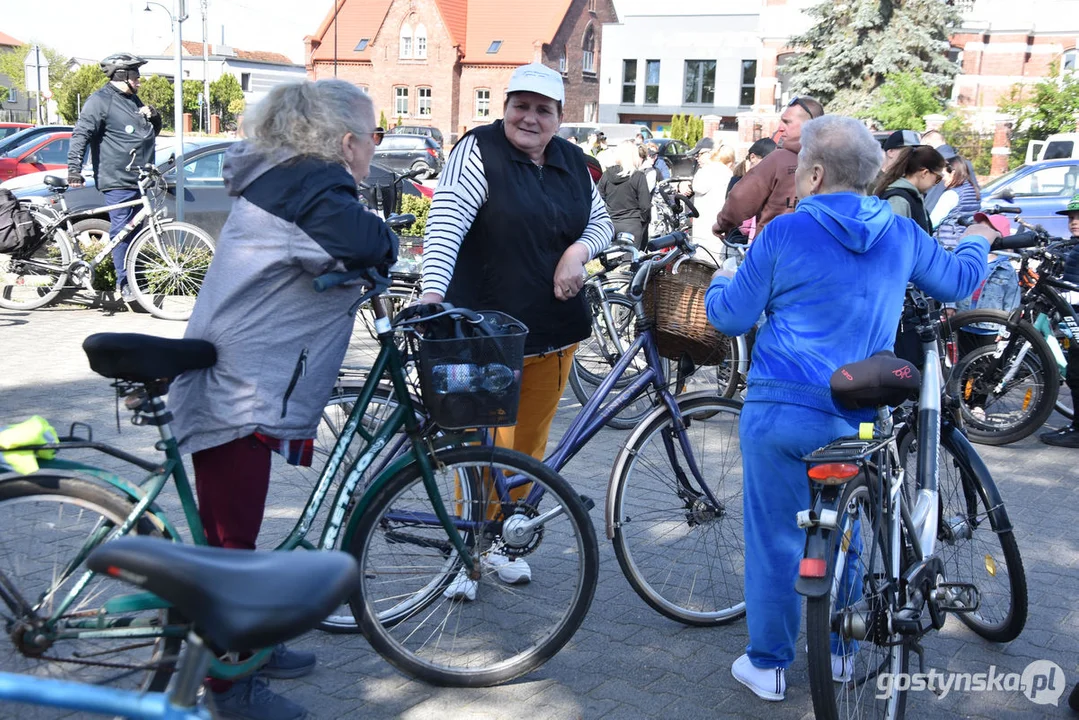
[308,0,393,62]
[306,0,572,65]
[0,31,25,47]
[171,41,296,65]
[462,0,571,65]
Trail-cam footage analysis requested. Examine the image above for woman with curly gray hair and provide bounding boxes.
[167,78,397,720]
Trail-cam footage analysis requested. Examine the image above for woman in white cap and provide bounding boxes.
[420,63,614,599]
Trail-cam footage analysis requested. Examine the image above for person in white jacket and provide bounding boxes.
[691,145,735,262]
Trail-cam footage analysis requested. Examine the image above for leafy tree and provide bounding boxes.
[785,0,962,115]
[1000,64,1079,162]
[210,73,244,128]
[139,75,174,129]
[57,64,107,123]
[0,43,72,100]
[866,70,943,131]
[182,79,203,130]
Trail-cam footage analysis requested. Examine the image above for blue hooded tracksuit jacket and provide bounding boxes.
[705,192,989,670]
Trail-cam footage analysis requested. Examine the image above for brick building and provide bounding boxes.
[304,0,617,143]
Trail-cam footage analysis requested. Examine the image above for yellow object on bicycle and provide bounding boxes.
[858,422,874,440]
[0,415,58,474]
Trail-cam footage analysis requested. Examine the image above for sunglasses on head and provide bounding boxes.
[787,97,819,119]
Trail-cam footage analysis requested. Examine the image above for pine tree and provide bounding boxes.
[670,114,684,142]
[784,0,963,115]
[379,110,389,129]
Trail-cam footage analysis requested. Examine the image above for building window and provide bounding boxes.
[739,59,757,106]
[645,59,660,104]
[582,25,596,74]
[622,59,637,104]
[415,25,427,59]
[418,87,432,116]
[1063,48,1077,74]
[584,102,597,122]
[240,73,250,92]
[354,38,369,52]
[394,86,409,115]
[588,0,597,10]
[487,40,502,54]
[559,46,567,74]
[475,89,490,118]
[6,87,17,103]
[400,25,413,58]
[683,59,715,104]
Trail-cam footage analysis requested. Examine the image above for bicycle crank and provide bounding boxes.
[933,582,981,614]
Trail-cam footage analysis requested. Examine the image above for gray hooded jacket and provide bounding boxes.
[168,142,397,456]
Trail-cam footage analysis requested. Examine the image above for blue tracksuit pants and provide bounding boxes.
[740,399,859,669]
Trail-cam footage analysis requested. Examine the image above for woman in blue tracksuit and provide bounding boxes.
[704,115,1000,702]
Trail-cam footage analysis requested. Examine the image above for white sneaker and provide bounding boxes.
[832,653,853,683]
[731,654,786,701]
[483,552,531,585]
[442,568,477,602]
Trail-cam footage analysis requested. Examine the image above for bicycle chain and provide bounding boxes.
[33,652,176,673]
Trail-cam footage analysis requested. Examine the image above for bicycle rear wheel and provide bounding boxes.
[350,445,599,687]
[610,394,745,625]
[899,432,1028,642]
[945,310,1057,445]
[805,476,909,720]
[0,222,72,310]
[125,221,215,321]
[0,474,183,707]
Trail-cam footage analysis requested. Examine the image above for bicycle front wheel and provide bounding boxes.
[0,221,72,310]
[125,221,215,320]
[945,310,1058,445]
[350,445,599,687]
[805,476,909,720]
[899,432,1028,642]
[0,474,183,705]
[610,394,745,625]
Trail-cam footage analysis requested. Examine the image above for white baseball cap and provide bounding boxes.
[507,63,565,104]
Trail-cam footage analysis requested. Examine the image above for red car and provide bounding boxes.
[0,131,72,182]
[0,122,33,141]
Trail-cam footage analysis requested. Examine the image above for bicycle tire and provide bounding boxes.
[350,445,599,687]
[610,394,746,625]
[805,475,909,720]
[945,309,1058,445]
[899,432,1028,642]
[0,473,183,698]
[0,220,72,310]
[124,221,215,321]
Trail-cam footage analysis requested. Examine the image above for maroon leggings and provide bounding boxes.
[192,435,272,691]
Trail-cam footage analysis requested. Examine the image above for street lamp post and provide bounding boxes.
[145,0,188,222]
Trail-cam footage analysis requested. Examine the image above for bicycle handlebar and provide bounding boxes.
[991,230,1043,251]
[312,266,391,294]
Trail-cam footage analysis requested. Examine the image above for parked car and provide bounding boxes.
[389,125,445,147]
[650,138,696,178]
[0,132,72,182]
[373,134,444,179]
[13,142,425,242]
[1025,132,1079,163]
[0,122,33,141]
[0,137,192,192]
[558,123,654,145]
[979,158,1079,238]
[0,125,73,157]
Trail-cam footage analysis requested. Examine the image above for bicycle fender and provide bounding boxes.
[940,424,1013,533]
[795,488,845,598]
[33,458,183,540]
[337,432,482,551]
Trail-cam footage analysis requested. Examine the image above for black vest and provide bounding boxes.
[881,185,931,234]
[445,122,593,354]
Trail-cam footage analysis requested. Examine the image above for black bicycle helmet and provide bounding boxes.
[100,53,148,81]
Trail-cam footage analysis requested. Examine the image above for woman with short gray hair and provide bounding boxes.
[167,78,397,720]
[704,114,999,703]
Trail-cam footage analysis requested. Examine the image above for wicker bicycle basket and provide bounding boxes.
[642,259,729,366]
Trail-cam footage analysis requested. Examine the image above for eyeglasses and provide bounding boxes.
[926,168,944,181]
[787,97,819,119]
[356,128,384,146]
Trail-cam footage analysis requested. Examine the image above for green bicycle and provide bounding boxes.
[0,270,599,695]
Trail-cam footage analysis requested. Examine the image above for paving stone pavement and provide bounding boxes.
[0,303,1076,719]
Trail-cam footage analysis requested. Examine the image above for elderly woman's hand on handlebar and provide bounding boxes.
[553,242,591,301]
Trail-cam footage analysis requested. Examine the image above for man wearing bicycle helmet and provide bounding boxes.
[1040,193,1079,447]
[67,52,161,304]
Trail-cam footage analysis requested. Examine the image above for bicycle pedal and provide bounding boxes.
[578,494,595,511]
[934,582,981,613]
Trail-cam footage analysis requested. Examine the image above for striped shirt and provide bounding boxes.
[421,134,613,297]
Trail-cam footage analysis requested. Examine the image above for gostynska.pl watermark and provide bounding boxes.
[876,660,1067,705]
